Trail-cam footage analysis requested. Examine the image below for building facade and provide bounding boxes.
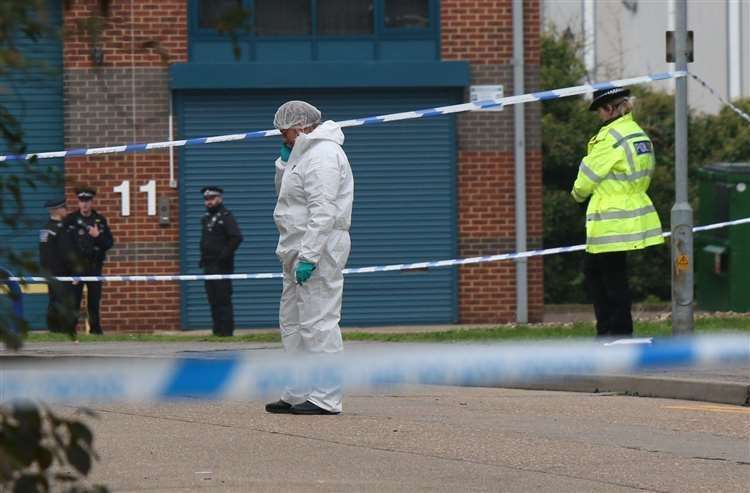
[3,0,542,331]
[543,0,749,114]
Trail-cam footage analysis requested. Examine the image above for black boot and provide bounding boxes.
[290,401,339,415]
[265,400,293,414]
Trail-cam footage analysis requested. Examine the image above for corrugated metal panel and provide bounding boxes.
[0,2,63,329]
[178,88,459,328]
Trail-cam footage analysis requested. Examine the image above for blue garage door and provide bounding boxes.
[177,88,460,328]
[0,3,63,329]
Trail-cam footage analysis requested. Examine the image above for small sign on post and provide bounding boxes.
[470,85,504,111]
[666,31,694,62]
[676,254,690,273]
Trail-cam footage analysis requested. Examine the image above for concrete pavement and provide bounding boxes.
[75,386,750,492]
[501,371,750,406]
[2,339,749,491]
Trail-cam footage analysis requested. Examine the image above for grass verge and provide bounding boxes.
[22,316,750,344]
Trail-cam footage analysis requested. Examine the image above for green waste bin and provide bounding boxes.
[695,163,750,312]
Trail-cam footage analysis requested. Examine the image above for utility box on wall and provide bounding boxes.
[695,163,750,312]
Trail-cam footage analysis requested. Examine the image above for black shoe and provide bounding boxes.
[265,400,293,414]
[90,330,104,335]
[289,401,339,415]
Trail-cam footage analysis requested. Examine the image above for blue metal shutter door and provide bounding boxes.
[178,88,459,328]
[0,2,64,328]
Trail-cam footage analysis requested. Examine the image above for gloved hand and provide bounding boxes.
[279,144,292,162]
[295,261,316,285]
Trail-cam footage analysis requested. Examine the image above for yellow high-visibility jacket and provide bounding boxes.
[571,113,664,254]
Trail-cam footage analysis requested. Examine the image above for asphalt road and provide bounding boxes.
[68,385,750,492]
[3,339,748,491]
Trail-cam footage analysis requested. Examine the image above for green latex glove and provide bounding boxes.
[295,261,316,285]
[280,144,292,162]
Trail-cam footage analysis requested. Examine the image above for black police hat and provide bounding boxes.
[76,187,96,201]
[589,87,631,111]
[201,186,224,198]
[44,197,66,209]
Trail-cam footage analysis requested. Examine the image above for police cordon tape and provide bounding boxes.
[689,73,750,123]
[1,335,747,404]
[0,71,687,162]
[7,216,750,283]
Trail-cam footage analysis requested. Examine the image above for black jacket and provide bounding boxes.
[64,210,114,274]
[200,205,243,272]
[39,218,76,276]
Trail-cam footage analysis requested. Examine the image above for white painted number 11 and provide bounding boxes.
[113,180,156,216]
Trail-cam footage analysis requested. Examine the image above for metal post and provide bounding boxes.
[671,0,694,334]
[583,0,596,77]
[513,0,528,324]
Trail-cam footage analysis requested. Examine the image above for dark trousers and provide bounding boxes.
[584,251,633,337]
[204,263,234,336]
[72,279,104,334]
[47,281,77,335]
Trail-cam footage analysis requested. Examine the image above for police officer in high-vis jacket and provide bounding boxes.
[200,186,243,337]
[65,187,114,335]
[39,197,77,334]
[571,88,663,337]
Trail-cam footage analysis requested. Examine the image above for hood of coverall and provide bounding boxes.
[290,121,345,158]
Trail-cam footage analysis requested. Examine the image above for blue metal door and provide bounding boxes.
[0,3,64,329]
[178,88,459,328]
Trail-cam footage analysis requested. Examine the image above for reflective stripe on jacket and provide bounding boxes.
[571,113,664,254]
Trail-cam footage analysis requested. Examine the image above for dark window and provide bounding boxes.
[254,0,312,36]
[317,0,373,36]
[384,0,429,29]
[198,0,242,29]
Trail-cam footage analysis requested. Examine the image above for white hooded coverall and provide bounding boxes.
[273,120,354,413]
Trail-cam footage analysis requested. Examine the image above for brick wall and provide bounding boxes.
[63,0,186,332]
[443,0,544,323]
[59,0,543,331]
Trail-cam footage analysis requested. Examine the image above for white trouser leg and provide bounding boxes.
[299,233,347,412]
[279,270,310,405]
[278,232,349,412]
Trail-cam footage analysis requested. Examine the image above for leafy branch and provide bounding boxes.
[0,403,108,492]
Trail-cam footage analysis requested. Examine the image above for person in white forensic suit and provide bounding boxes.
[265,100,354,415]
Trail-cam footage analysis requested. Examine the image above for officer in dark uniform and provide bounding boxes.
[200,186,243,337]
[65,187,114,335]
[39,197,77,335]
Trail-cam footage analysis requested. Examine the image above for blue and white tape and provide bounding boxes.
[690,73,750,123]
[7,216,749,283]
[0,71,686,162]
[0,335,747,404]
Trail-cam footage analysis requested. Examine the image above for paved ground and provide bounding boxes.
[72,386,749,492]
[2,340,749,491]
